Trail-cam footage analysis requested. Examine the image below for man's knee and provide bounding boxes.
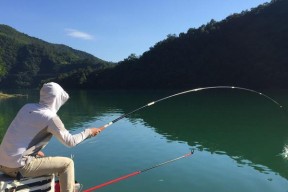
[61,157,74,169]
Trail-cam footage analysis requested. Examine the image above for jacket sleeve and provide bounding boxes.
[47,115,92,147]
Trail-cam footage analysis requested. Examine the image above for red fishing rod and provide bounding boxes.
[82,150,194,192]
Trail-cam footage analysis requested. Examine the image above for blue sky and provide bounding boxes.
[0,0,270,62]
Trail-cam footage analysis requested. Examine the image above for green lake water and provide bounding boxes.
[1,88,288,192]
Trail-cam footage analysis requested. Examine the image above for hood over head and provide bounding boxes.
[39,82,69,113]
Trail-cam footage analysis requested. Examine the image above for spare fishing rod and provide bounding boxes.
[99,86,282,131]
[82,150,194,192]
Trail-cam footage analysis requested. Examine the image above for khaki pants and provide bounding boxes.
[0,165,20,178]
[0,156,75,192]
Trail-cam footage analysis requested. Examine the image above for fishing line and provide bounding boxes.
[84,87,282,190]
[99,86,282,131]
[82,150,194,192]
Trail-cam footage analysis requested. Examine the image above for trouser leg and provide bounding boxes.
[20,156,75,192]
[0,165,20,177]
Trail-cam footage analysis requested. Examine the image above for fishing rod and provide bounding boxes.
[83,87,281,191]
[99,86,282,131]
[82,150,194,192]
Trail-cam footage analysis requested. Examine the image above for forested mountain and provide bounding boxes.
[0,25,113,88]
[1,0,287,90]
[55,0,288,90]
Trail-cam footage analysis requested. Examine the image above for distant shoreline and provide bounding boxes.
[0,92,26,99]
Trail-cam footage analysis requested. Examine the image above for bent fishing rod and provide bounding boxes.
[99,86,282,131]
[82,150,194,192]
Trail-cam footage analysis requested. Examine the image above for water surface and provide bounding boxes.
[1,89,288,192]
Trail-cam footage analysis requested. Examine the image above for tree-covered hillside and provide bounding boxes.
[1,0,287,90]
[58,0,287,90]
[0,25,114,88]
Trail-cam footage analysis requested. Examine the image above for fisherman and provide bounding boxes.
[0,82,102,192]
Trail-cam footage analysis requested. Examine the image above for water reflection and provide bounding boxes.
[132,90,288,180]
[1,89,288,188]
[63,89,288,181]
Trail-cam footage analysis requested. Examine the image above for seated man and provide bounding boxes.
[0,82,102,192]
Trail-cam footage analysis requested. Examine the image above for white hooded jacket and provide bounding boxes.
[0,82,92,168]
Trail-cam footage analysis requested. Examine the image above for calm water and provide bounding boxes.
[1,89,288,192]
